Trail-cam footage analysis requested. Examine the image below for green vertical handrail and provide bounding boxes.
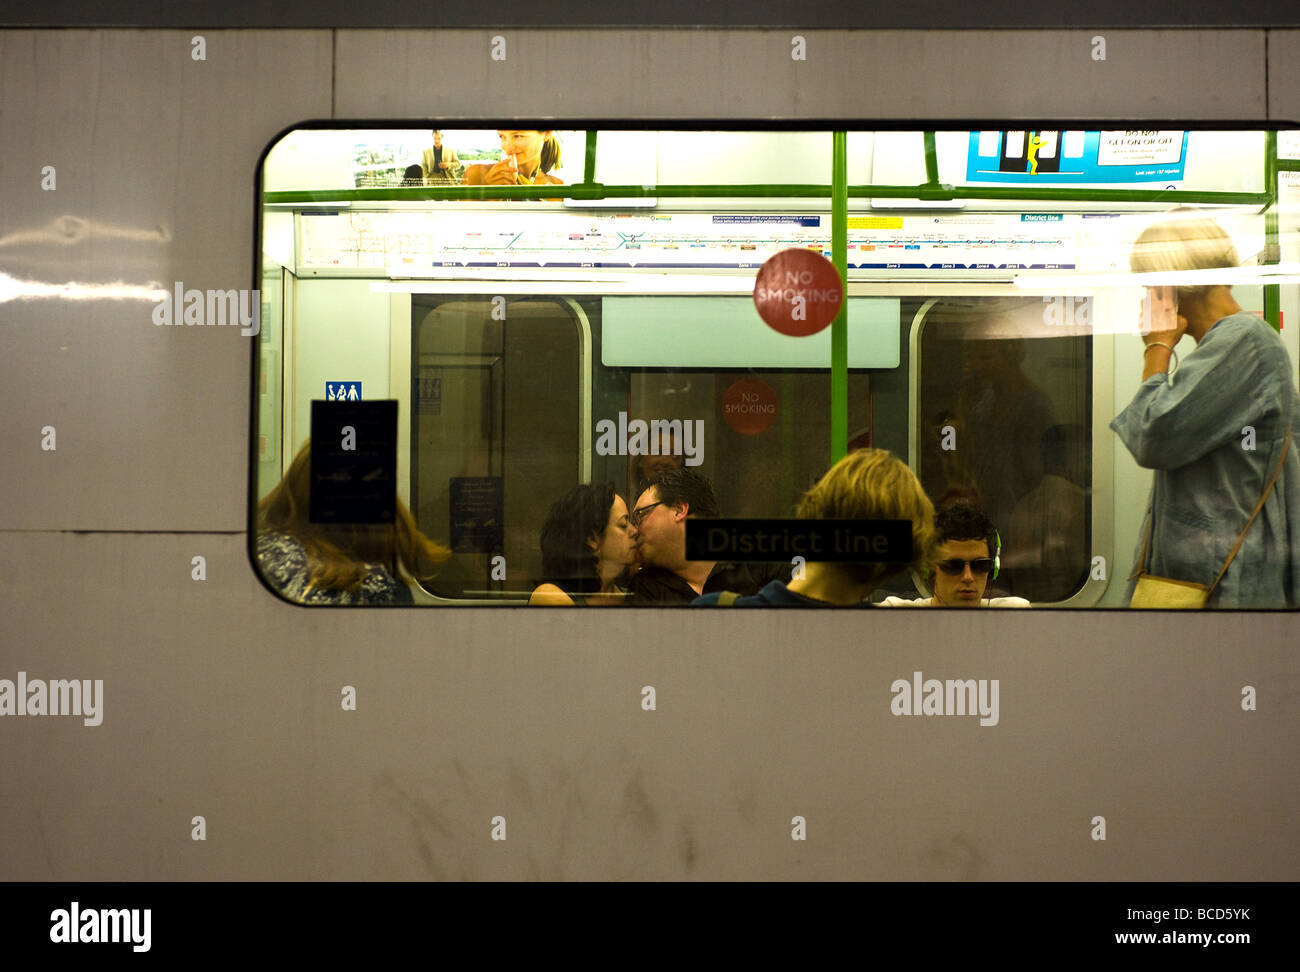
[583,130,598,185]
[923,131,940,188]
[831,131,848,464]
[1264,129,1281,332]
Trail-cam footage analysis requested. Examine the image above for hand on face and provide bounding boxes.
[487,130,548,183]
[482,158,528,185]
[1140,286,1189,345]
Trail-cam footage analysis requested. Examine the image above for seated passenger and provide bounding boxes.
[530,483,636,605]
[879,502,1029,607]
[627,469,789,603]
[463,130,563,187]
[256,441,450,605]
[694,449,935,606]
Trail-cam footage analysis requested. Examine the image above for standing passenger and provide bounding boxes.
[1111,214,1300,608]
[1004,424,1089,601]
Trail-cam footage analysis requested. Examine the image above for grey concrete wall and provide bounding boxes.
[1,28,1296,880]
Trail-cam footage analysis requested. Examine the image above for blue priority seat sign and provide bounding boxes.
[326,381,362,401]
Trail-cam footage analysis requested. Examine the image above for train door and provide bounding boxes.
[914,296,1094,602]
[410,296,586,599]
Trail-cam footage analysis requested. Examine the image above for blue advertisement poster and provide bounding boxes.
[966,130,1188,186]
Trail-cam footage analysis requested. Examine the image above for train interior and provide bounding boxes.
[254,127,1300,606]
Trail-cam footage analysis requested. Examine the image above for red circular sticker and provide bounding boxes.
[752,248,844,337]
[722,379,779,436]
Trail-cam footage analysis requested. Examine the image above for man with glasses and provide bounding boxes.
[879,502,1030,607]
[627,468,788,603]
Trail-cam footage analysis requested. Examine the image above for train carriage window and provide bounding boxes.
[251,124,1300,609]
[915,298,1092,603]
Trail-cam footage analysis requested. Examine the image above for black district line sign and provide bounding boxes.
[752,248,845,337]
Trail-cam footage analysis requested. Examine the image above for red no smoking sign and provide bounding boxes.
[752,248,844,337]
[722,379,778,435]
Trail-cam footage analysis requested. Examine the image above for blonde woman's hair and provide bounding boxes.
[796,448,936,585]
[1130,212,1240,305]
[258,440,450,594]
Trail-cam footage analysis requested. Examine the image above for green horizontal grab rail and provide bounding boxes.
[264,184,1273,205]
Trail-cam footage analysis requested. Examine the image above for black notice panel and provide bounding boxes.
[309,400,398,525]
[685,518,912,562]
[449,477,505,553]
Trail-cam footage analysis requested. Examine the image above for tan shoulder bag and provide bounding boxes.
[1129,431,1291,608]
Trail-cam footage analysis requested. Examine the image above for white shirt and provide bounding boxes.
[879,595,1031,608]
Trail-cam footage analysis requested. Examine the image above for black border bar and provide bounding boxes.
[4,1,1300,29]
[3,881,1285,957]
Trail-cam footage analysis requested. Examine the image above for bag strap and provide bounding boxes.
[1131,430,1292,586]
[1131,507,1156,581]
[1206,429,1292,595]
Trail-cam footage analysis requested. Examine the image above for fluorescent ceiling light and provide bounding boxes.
[374,274,756,295]
[1015,263,1300,290]
[265,201,352,209]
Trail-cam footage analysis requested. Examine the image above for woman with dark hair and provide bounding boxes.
[530,482,635,605]
[256,441,451,605]
[464,130,563,187]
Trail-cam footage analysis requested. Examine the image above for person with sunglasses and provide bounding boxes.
[879,502,1030,607]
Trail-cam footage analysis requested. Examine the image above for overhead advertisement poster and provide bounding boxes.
[965,130,1188,188]
[1278,130,1300,160]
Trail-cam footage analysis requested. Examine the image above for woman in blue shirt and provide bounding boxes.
[1111,214,1300,608]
